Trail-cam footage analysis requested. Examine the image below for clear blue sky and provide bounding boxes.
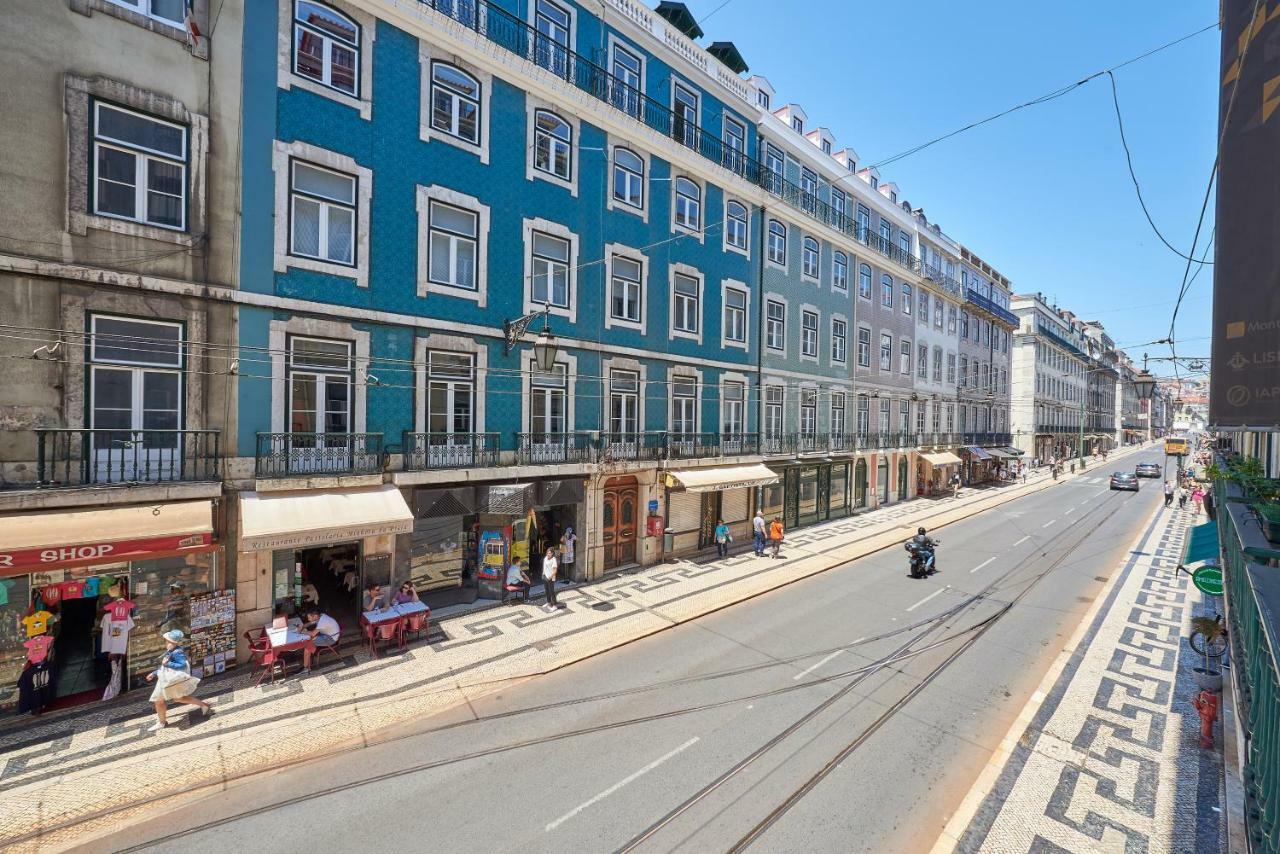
[684,0,1219,369]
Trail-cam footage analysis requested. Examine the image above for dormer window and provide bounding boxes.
[791,116,803,133]
[821,139,831,155]
[757,90,770,110]
[847,160,856,172]
[890,191,897,203]
[870,176,879,189]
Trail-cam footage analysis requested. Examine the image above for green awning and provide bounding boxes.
[1182,522,1219,566]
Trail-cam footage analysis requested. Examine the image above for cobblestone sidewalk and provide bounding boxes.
[935,494,1226,853]
[1,447,1148,850]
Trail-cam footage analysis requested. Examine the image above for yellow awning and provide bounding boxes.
[239,485,414,551]
[0,500,212,551]
[667,463,780,493]
[920,451,963,466]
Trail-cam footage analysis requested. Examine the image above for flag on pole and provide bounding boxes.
[184,0,201,47]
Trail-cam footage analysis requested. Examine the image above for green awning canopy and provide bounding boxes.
[1182,521,1220,566]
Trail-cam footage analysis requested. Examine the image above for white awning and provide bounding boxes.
[239,485,414,552]
[920,451,963,466]
[667,463,780,493]
[986,448,1017,459]
[0,500,213,552]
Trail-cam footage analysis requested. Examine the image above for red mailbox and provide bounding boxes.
[646,515,664,537]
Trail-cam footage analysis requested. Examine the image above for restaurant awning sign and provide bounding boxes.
[1211,0,1280,428]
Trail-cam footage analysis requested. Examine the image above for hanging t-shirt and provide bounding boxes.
[0,578,13,607]
[82,576,101,598]
[40,585,62,607]
[22,611,53,638]
[561,532,576,564]
[17,662,55,715]
[61,580,85,600]
[100,614,134,656]
[23,634,54,664]
[104,598,135,622]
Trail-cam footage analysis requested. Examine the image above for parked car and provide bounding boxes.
[1134,462,1162,478]
[1110,472,1140,492]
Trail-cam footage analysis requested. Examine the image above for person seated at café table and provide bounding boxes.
[300,607,340,674]
[362,582,388,612]
[505,558,531,601]
[393,581,419,605]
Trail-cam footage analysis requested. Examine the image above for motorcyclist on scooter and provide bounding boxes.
[909,527,939,573]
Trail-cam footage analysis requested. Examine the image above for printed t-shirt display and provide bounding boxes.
[22,610,53,638]
[104,598,135,621]
[100,614,134,656]
[23,635,53,664]
[17,662,55,714]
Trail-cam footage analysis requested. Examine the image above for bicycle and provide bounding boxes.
[1188,613,1229,658]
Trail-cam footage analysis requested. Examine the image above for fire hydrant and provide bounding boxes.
[1193,689,1219,749]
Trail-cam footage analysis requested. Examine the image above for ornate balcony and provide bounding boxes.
[17,428,222,488]
[402,432,499,471]
[255,432,383,477]
[516,432,594,465]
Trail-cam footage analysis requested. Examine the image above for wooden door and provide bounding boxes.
[697,492,721,549]
[603,477,639,569]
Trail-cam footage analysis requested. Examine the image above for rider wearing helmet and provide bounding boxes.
[909,527,939,572]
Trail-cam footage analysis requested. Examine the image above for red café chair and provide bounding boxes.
[245,633,282,686]
[402,611,429,644]
[371,619,400,657]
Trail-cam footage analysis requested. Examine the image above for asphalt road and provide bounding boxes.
[100,450,1172,854]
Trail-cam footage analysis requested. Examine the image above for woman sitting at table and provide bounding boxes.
[300,607,340,674]
[362,582,388,612]
[393,581,419,605]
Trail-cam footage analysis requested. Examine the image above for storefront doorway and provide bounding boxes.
[855,459,868,508]
[602,476,638,570]
[697,492,721,550]
[877,458,890,504]
[897,457,908,500]
[283,542,362,627]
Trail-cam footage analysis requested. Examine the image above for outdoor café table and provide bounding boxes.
[361,606,403,656]
[265,626,316,675]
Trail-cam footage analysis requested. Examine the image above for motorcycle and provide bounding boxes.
[905,540,939,579]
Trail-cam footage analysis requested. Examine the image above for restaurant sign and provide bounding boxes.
[0,532,212,572]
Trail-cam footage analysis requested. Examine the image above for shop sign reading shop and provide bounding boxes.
[0,533,212,571]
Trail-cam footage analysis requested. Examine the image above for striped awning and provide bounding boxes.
[965,446,993,460]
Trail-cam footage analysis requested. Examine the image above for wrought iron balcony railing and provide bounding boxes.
[666,432,721,460]
[255,432,383,477]
[599,431,666,462]
[964,287,1020,327]
[516,431,595,465]
[719,432,759,457]
[402,431,499,471]
[23,428,222,488]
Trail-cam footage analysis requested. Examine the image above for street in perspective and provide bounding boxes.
[0,1,1276,853]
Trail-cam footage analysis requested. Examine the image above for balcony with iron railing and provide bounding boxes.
[964,288,1020,327]
[6,428,223,489]
[402,431,499,471]
[960,432,1013,446]
[255,432,384,477]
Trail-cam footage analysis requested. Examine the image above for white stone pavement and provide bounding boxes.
[0,446,1152,851]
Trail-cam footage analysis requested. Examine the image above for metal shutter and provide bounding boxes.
[722,488,748,522]
[668,491,701,532]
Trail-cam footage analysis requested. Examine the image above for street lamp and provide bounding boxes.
[503,304,558,372]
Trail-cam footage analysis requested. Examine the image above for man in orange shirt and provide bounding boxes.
[768,518,784,559]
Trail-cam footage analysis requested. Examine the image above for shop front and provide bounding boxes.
[986,447,1021,477]
[664,464,778,556]
[405,477,585,608]
[762,460,855,532]
[918,451,963,496]
[0,500,221,716]
[236,486,414,646]
[961,446,994,484]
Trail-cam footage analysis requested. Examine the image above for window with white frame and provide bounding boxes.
[946,352,956,384]
[533,110,572,180]
[293,1,360,96]
[673,82,699,148]
[800,393,816,438]
[881,274,894,308]
[791,115,804,133]
[610,254,642,324]
[916,401,926,433]
[290,159,356,265]
[880,332,892,371]
[917,344,928,379]
[723,116,747,173]
[858,263,872,299]
[831,319,847,363]
[802,237,819,279]
[878,220,892,253]
[757,90,770,110]
[724,287,747,343]
[960,311,969,338]
[430,62,481,144]
[725,200,748,250]
[89,315,183,460]
[608,369,639,435]
[856,204,870,238]
[764,143,783,193]
[767,219,786,265]
[671,376,697,434]
[722,381,744,434]
[674,177,701,231]
[959,355,968,387]
[934,296,944,328]
[918,289,929,321]
[898,231,910,259]
[857,326,870,367]
[831,393,846,437]
[879,398,891,434]
[612,147,644,210]
[92,102,187,231]
[530,231,570,307]
[610,42,642,117]
[530,362,567,434]
[426,351,474,434]
[856,395,869,435]
[945,403,954,432]
[533,0,572,77]
[902,282,912,315]
[800,168,818,212]
[821,139,832,155]
[947,305,957,334]
[766,300,785,350]
[900,339,911,374]
[932,346,943,382]
[288,336,352,441]
[932,401,941,432]
[801,310,818,358]
[833,251,848,291]
[672,272,700,334]
[427,200,477,291]
[899,399,909,434]
[765,385,783,437]
[831,188,847,225]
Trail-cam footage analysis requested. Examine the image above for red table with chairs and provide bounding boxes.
[360,601,429,657]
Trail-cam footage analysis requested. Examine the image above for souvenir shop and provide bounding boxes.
[917,451,963,496]
[0,500,225,716]
[406,478,584,607]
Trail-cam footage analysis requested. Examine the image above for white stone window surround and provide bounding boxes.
[668,365,703,434]
[605,133,649,222]
[521,216,579,323]
[830,311,849,366]
[798,302,820,364]
[719,278,750,352]
[520,349,578,434]
[831,250,849,295]
[412,333,488,434]
[800,233,821,283]
[605,32,646,117]
[603,242,649,335]
[65,75,209,246]
[70,0,210,59]
[602,355,647,433]
[765,218,788,272]
[722,196,750,257]
[720,370,750,433]
[419,42,492,163]
[668,262,704,346]
[764,291,789,354]
[524,96,580,196]
[855,322,873,368]
[269,316,369,434]
[272,139,372,289]
[278,0,375,119]
[415,184,489,306]
[670,172,705,244]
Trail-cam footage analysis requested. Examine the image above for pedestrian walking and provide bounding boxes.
[752,510,766,557]
[146,629,211,732]
[1192,487,1205,516]
[1021,468,1027,485]
[714,518,731,559]
[950,472,961,498]
[768,518,785,559]
[1162,480,1174,507]
[541,547,559,610]
[1178,487,1188,510]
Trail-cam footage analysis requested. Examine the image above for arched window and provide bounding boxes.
[725,200,748,249]
[612,147,644,209]
[430,62,481,144]
[767,219,786,264]
[832,251,848,290]
[674,177,701,230]
[880,273,894,307]
[858,263,872,299]
[901,283,912,314]
[802,237,819,278]
[533,110,572,180]
[293,1,360,95]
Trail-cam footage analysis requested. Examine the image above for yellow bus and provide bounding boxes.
[1164,436,1189,456]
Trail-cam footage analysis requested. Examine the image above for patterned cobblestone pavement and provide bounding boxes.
[0,448,1149,850]
[936,499,1226,853]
